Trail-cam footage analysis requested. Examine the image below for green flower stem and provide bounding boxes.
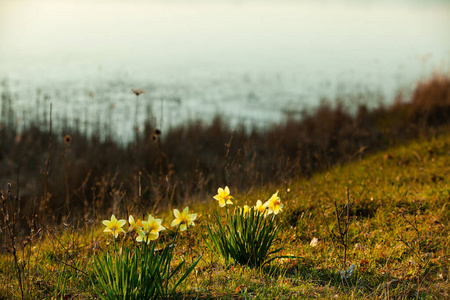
[113,229,117,255]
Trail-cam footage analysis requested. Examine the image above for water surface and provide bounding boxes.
[1,0,449,140]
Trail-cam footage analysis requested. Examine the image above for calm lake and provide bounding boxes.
[1,0,449,141]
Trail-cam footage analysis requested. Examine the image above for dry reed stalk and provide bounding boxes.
[132,88,145,146]
[63,135,71,216]
[40,103,52,221]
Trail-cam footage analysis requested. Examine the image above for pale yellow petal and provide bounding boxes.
[187,213,197,222]
[180,224,187,231]
[183,207,189,215]
[173,209,181,219]
[148,232,159,241]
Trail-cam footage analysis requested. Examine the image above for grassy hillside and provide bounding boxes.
[1,132,448,299]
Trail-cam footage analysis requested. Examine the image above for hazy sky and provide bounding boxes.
[1,0,449,74]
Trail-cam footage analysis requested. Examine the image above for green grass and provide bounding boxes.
[1,133,449,299]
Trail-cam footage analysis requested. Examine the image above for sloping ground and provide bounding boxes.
[271,133,450,298]
[188,132,449,299]
[0,133,449,299]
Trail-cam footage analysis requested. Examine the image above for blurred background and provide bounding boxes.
[0,0,449,218]
[1,0,449,141]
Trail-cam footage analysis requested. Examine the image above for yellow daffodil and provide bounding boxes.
[102,215,126,238]
[136,214,166,243]
[239,205,250,216]
[136,222,159,244]
[128,215,143,233]
[213,186,233,207]
[254,200,267,214]
[143,214,166,234]
[264,191,283,215]
[171,207,197,231]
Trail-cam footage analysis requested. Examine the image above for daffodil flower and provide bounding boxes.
[239,205,250,216]
[136,214,166,243]
[171,207,197,231]
[103,215,126,238]
[213,186,233,207]
[136,222,159,244]
[264,191,283,215]
[254,200,267,214]
[143,214,166,234]
[128,215,143,233]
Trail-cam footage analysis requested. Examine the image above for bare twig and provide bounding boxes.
[53,257,88,277]
[1,184,24,299]
[324,187,354,286]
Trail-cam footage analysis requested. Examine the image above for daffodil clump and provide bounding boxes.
[206,187,292,268]
[93,207,200,300]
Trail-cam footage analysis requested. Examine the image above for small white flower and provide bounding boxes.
[310,237,319,247]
